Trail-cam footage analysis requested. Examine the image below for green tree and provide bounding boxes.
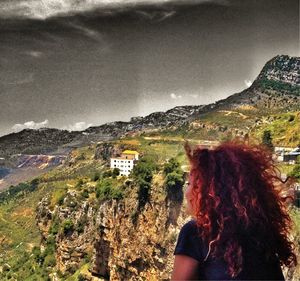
[262,130,274,151]
[96,178,113,200]
[131,156,158,211]
[103,170,112,178]
[44,255,56,267]
[163,158,185,203]
[289,164,300,180]
[112,168,120,178]
[96,178,123,200]
[91,172,100,181]
[62,219,74,234]
[163,157,180,175]
[131,156,158,182]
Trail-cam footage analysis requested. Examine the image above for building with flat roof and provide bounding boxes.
[110,150,139,176]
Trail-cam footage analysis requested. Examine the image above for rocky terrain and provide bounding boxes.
[36,187,186,280]
[0,154,67,190]
[23,141,188,280]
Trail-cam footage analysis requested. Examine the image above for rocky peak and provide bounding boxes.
[256,55,300,86]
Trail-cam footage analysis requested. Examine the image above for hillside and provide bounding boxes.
[0,137,299,280]
[0,55,299,161]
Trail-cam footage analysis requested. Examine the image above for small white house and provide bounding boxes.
[275,146,300,164]
[110,150,139,176]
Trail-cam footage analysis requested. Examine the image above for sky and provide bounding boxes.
[0,0,299,136]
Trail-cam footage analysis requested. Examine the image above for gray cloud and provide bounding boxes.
[244,80,252,87]
[188,93,199,99]
[12,119,49,132]
[24,51,44,58]
[134,10,177,21]
[62,121,93,132]
[0,0,230,19]
[65,21,106,43]
[170,93,182,99]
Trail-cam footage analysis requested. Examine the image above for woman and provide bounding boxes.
[172,141,297,280]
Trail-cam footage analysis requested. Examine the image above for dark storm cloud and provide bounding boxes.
[0,0,229,20]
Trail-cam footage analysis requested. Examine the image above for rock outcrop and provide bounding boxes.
[36,174,187,280]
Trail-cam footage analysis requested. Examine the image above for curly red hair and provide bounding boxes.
[184,141,297,277]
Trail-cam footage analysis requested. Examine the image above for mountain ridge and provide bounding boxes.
[0,54,299,159]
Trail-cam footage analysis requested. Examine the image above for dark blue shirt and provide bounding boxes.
[174,220,285,280]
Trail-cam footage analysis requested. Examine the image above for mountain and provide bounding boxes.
[1,55,299,158]
[0,106,206,160]
[0,55,299,187]
[189,55,300,116]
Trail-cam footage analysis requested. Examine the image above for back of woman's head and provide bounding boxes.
[184,141,297,277]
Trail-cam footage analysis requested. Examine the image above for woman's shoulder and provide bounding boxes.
[180,219,198,232]
[174,219,205,263]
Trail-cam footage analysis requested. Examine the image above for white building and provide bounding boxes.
[275,146,300,163]
[110,150,139,176]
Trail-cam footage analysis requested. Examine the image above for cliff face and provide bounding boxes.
[35,187,300,281]
[257,55,300,86]
[36,174,187,280]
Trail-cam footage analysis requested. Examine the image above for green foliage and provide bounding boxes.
[163,157,180,175]
[253,112,300,147]
[0,180,56,280]
[131,156,158,211]
[57,194,65,206]
[259,78,300,96]
[289,165,300,180]
[288,167,300,207]
[96,178,123,201]
[165,171,185,191]
[0,179,39,203]
[78,274,86,281]
[76,179,84,188]
[91,172,100,181]
[163,158,185,203]
[63,219,74,234]
[111,188,124,200]
[112,168,120,178]
[49,218,60,235]
[137,179,152,208]
[76,214,88,234]
[102,170,112,178]
[44,235,56,256]
[44,254,56,267]
[131,156,158,182]
[262,130,274,150]
[32,246,43,265]
[96,178,112,199]
[76,153,86,161]
[81,188,89,199]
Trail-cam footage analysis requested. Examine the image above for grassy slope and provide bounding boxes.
[252,112,300,146]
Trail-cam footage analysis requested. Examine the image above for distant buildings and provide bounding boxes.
[275,146,300,164]
[110,150,139,176]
